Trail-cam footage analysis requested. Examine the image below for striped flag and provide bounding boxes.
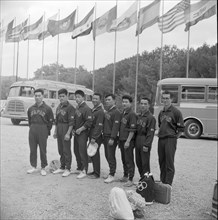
[184,0,217,32]
[158,0,190,34]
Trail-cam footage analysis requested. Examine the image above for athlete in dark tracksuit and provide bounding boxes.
[158,102,184,186]
[74,102,92,173]
[55,101,75,171]
[119,107,137,182]
[135,110,156,177]
[28,101,54,169]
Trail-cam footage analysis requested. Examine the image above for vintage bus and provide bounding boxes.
[1,80,93,125]
[154,78,217,139]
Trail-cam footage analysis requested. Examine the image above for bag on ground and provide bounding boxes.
[126,190,146,211]
[109,187,134,220]
[153,181,171,204]
[48,160,60,173]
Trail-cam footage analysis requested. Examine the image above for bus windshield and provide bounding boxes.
[8,86,35,97]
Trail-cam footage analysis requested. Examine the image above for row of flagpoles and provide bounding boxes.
[0,0,217,109]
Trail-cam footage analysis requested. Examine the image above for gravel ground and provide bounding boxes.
[0,117,217,220]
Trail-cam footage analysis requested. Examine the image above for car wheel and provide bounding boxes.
[184,119,202,139]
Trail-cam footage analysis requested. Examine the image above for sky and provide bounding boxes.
[0,0,217,79]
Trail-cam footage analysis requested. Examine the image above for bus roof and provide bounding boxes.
[10,80,93,95]
[157,78,217,86]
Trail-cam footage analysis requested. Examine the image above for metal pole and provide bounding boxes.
[15,42,19,82]
[41,12,45,78]
[92,3,97,91]
[74,6,79,85]
[159,0,164,80]
[56,9,60,81]
[186,29,190,78]
[13,17,16,78]
[0,20,4,78]
[26,15,30,79]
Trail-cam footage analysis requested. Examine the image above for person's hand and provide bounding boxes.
[143,146,149,152]
[90,138,96,145]
[53,133,57,139]
[76,128,82,135]
[124,141,130,149]
[108,138,114,146]
[64,133,70,141]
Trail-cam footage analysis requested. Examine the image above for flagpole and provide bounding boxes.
[0,20,4,78]
[112,0,118,94]
[92,3,97,91]
[13,17,16,79]
[15,41,19,82]
[26,14,30,79]
[41,12,45,79]
[134,0,141,112]
[56,9,60,81]
[186,29,190,78]
[159,0,164,80]
[74,6,79,85]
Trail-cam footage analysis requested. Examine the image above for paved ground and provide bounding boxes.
[0,117,217,220]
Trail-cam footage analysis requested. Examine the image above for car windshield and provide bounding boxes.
[8,86,35,97]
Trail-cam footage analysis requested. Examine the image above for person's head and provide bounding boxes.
[34,89,44,105]
[105,94,116,108]
[122,95,133,110]
[92,93,102,107]
[161,90,173,107]
[139,97,150,112]
[58,88,68,104]
[75,90,85,104]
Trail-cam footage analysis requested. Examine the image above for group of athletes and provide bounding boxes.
[27,87,184,187]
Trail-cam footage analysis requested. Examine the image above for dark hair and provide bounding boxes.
[75,90,85,97]
[162,90,173,98]
[34,88,44,95]
[122,94,133,103]
[58,88,68,96]
[105,94,116,100]
[140,96,151,104]
[93,92,102,100]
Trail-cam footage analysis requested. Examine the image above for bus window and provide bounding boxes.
[20,86,34,97]
[69,93,75,100]
[161,85,178,103]
[181,86,205,101]
[44,89,48,98]
[86,95,92,101]
[8,87,21,97]
[49,90,57,99]
[208,86,217,102]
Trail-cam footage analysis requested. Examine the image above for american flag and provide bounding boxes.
[158,0,190,34]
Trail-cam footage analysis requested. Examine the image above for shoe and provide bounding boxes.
[27,167,37,174]
[53,168,65,174]
[103,174,109,179]
[123,180,134,187]
[77,170,87,179]
[88,174,100,179]
[71,169,82,174]
[87,171,95,176]
[41,169,47,176]
[62,170,71,177]
[133,209,144,218]
[119,176,128,183]
[104,175,115,183]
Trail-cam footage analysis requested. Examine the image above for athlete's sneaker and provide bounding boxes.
[104,175,115,183]
[62,170,71,177]
[119,176,128,183]
[123,180,134,187]
[27,167,37,174]
[77,170,87,179]
[53,168,65,174]
[41,168,47,176]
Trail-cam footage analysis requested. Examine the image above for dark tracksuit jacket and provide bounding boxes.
[158,104,184,185]
[89,104,104,177]
[27,102,54,168]
[135,110,156,177]
[103,105,121,176]
[55,101,75,171]
[119,108,137,180]
[74,101,92,172]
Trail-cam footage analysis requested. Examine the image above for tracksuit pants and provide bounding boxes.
[158,137,177,185]
[29,124,48,168]
[103,136,117,176]
[119,140,135,181]
[57,123,72,171]
[74,131,89,173]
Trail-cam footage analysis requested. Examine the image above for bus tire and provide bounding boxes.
[184,119,202,139]
[11,119,21,125]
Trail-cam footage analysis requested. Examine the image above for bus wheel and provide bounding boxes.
[184,119,202,139]
[11,119,21,125]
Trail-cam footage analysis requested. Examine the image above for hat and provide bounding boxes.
[87,142,98,157]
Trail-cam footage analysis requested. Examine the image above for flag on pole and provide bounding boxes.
[48,10,76,36]
[6,19,28,42]
[93,6,117,39]
[109,1,137,32]
[22,16,43,40]
[136,0,161,35]
[184,0,217,32]
[38,13,58,40]
[158,0,190,34]
[71,7,94,39]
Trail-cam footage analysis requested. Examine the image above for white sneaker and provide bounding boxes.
[41,169,47,176]
[77,170,87,179]
[62,170,71,177]
[53,168,65,174]
[104,175,115,183]
[27,167,37,174]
